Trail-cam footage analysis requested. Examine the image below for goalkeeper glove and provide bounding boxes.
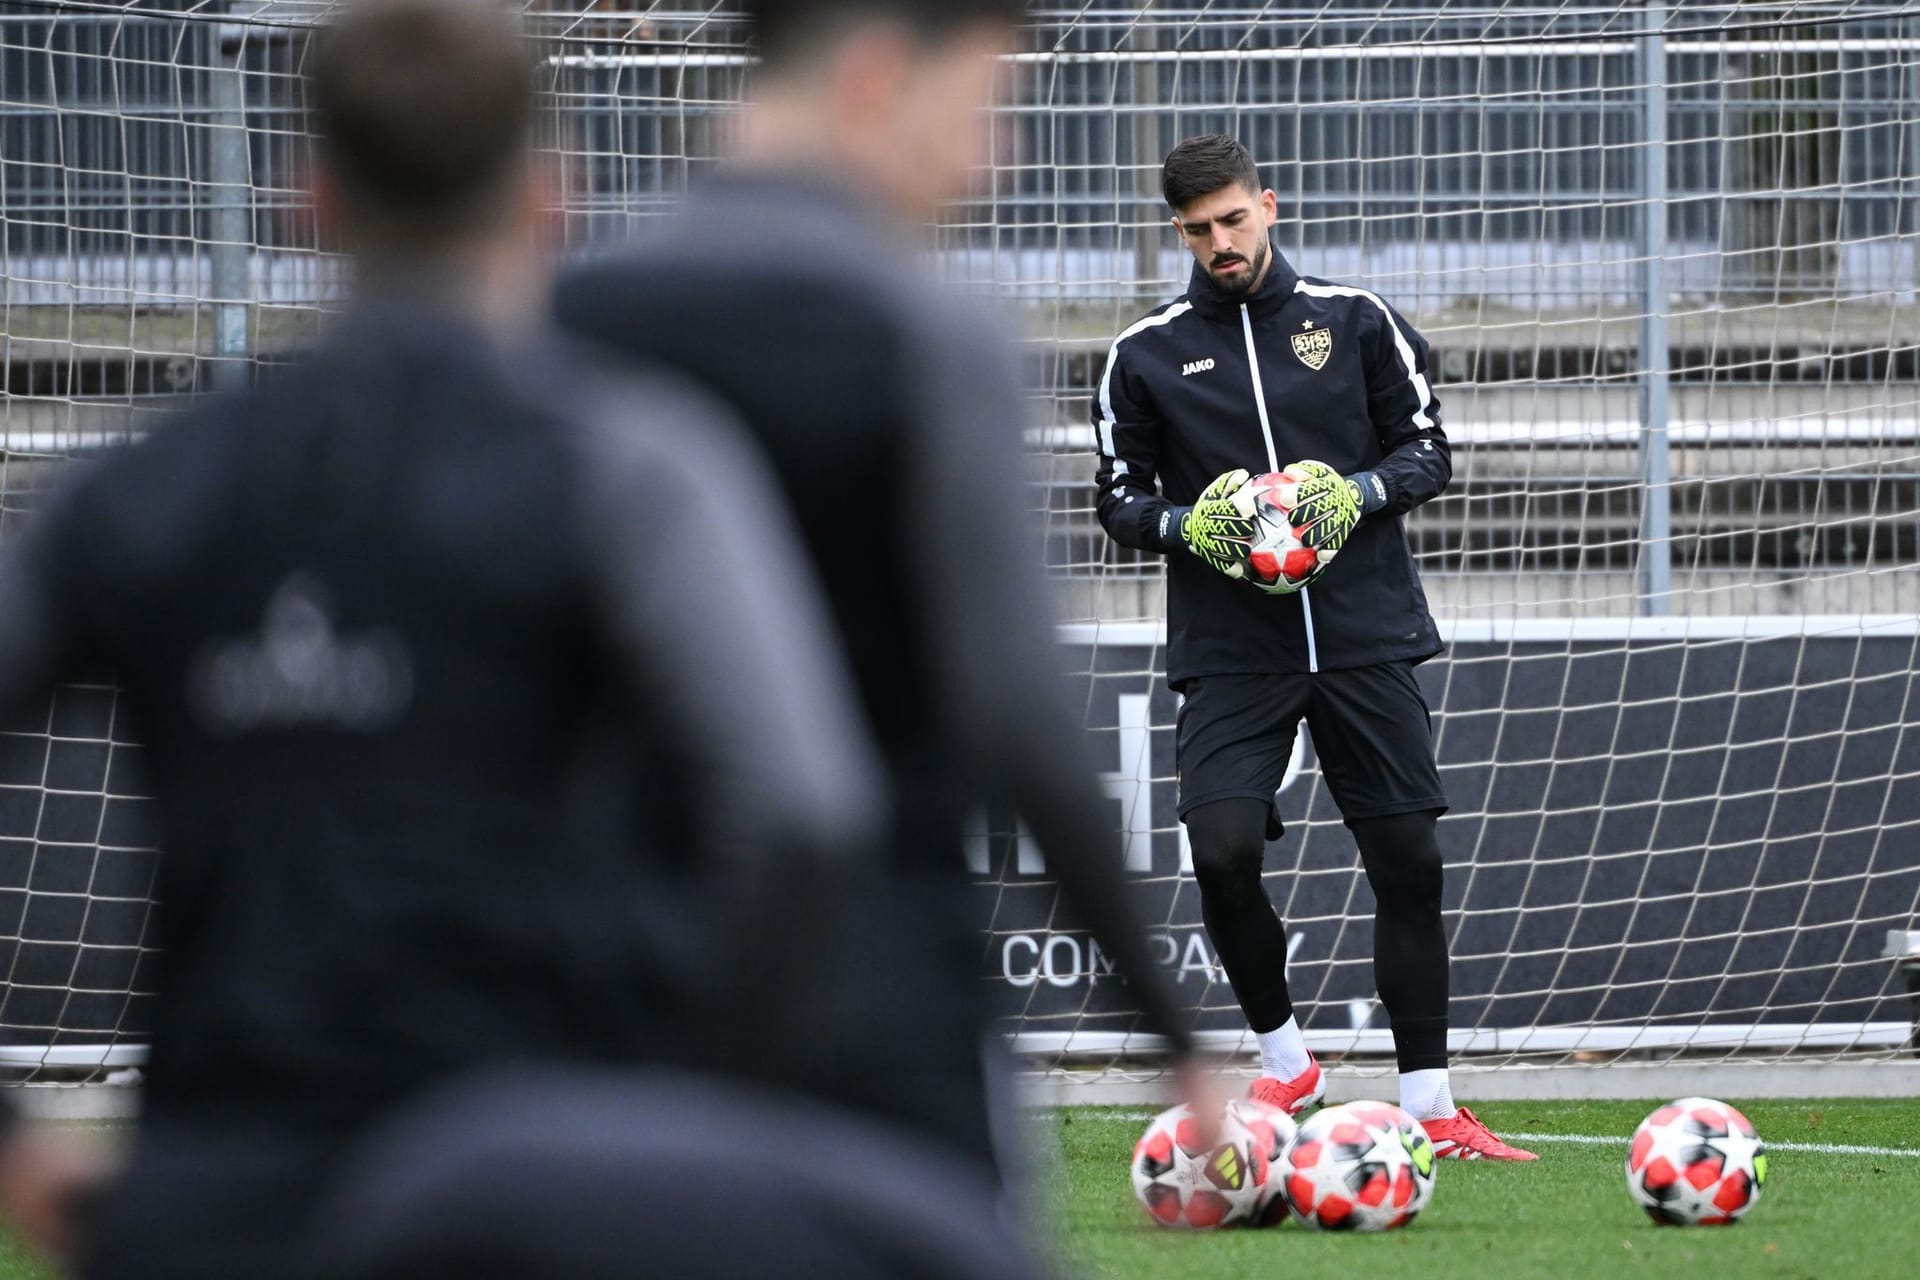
[1282,459,1388,559]
[1160,468,1258,581]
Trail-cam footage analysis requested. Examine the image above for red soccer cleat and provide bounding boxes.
[1422,1107,1538,1161]
[1245,1055,1325,1117]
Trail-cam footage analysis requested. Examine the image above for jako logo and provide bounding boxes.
[1182,358,1216,376]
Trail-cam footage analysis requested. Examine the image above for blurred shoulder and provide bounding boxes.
[554,173,926,326]
[509,330,766,477]
[65,384,250,511]
[22,380,265,595]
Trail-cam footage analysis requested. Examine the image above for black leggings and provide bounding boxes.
[1184,799,1449,1073]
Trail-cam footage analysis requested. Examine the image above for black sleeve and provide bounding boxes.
[571,373,887,867]
[1093,341,1185,555]
[1359,297,1451,516]
[911,303,1193,1054]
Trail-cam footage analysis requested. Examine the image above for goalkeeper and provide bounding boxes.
[1093,134,1534,1160]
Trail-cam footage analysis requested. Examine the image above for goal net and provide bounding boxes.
[2,1,1917,1091]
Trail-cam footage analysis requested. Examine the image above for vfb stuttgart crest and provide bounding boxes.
[1291,320,1333,371]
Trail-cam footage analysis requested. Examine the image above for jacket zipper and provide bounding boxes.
[1238,304,1280,473]
[1240,302,1319,673]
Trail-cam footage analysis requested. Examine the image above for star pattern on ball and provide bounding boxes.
[1709,1129,1764,1174]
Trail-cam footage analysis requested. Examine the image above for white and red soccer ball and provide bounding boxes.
[1626,1097,1767,1226]
[1277,1101,1436,1232]
[1241,467,1338,594]
[1130,1099,1297,1229]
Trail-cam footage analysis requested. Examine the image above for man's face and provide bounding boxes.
[1173,183,1280,295]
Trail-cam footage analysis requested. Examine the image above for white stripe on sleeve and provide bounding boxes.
[1292,281,1436,433]
[1096,300,1194,460]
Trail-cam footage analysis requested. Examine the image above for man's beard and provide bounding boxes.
[1208,236,1269,298]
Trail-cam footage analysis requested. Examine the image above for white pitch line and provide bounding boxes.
[1097,1113,1920,1158]
[1505,1132,1920,1159]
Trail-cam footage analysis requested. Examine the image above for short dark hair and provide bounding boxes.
[740,0,1024,71]
[1161,135,1261,211]
[310,0,536,238]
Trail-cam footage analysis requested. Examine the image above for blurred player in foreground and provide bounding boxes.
[555,0,1208,1178]
[1092,134,1534,1158]
[0,1,901,1274]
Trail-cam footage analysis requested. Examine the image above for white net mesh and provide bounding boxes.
[991,1,1920,1081]
[2,1,1917,1085]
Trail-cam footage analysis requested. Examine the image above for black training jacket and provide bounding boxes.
[554,171,1199,1161]
[1094,245,1451,684]
[0,302,893,1280]
[0,303,886,1126]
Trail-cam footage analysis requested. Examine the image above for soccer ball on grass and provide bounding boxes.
[1129,1099,1296,1229]
[1278,1100,1436,1232]
[1625,1097,1767,1226]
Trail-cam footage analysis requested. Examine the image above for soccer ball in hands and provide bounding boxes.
[1130,1099,1297,1229]
[1626,1097,1767,1226]
[1241,467,1338,594]
[1278,1101,1437,1232]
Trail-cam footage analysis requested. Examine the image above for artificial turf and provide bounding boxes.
[1041,1099,1920,1280]
[3,1098,1913,1279]
[0,1239,46,1280]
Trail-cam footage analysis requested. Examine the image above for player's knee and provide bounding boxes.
[1188,835,1264,890]
[1352,811,1443,910]
[1183,800,1268,891]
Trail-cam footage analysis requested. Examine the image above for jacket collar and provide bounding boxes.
[1183,237,1300,323]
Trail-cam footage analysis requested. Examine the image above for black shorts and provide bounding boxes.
[1174,662,1448,831]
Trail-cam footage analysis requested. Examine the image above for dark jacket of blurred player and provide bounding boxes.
[555,0,1201,1173]
[0,3,889,1276]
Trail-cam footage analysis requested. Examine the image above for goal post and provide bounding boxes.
[988,0,1920,1095]
[3,1,1918,1096]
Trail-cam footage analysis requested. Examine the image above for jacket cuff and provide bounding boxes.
[1349,471,1390,516]
[1155,505,1192,554]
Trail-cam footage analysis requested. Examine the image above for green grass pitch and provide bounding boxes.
[1042,1099,1920,1280]
[0,1243,41,1280]
[1,1098,1913,1278]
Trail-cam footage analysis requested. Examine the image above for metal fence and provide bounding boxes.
[4,2,1919,615]
[3,0,1919,1087]
[9,5,1917,299]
